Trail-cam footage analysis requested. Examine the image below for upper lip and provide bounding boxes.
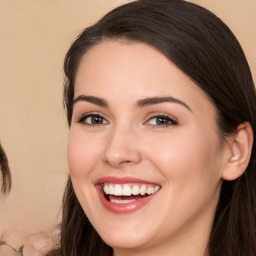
[95,176,160,186]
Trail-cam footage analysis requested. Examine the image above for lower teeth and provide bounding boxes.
[105,193,149,204]
[110,199,137,204]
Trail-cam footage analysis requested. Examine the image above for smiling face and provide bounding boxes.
[68,41,228,255]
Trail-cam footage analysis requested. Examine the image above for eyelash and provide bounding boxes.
[77,113,178,127]
[145,114,178,127]
[77,114,109,126]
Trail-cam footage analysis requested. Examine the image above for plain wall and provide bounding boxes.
[0,0,255,237]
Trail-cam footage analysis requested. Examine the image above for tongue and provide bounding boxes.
[108,194,148,201]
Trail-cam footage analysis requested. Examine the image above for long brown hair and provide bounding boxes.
[0,143,11,194]
[47,0,256,255]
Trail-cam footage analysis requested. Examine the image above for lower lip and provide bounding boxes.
[95,186,159,214]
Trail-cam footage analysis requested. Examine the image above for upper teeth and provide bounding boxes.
[103,184,160,196]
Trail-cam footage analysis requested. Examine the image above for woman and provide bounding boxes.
[47,0,256,255]
[0,143,11,194]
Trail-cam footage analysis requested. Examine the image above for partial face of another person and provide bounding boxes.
[68,41,229,253]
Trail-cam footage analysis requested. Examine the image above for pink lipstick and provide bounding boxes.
[95,176,160,214]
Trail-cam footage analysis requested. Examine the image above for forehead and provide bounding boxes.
[75,40,216,115]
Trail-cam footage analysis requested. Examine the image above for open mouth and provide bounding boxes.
[95,177,161,213]
[102,183,160,204]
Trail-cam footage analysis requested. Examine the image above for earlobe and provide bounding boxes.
[222,122,254,181]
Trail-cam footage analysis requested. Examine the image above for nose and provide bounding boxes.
[103,125,141,168]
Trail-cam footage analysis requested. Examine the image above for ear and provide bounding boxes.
[222,122,254,181]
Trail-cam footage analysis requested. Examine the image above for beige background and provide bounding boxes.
[0,0,255,242]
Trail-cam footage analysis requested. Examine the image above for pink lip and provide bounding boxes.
[95,176,160,214]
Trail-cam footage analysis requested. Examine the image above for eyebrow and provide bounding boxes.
[73,95,191,112]
[73,95,109,107]
[137,96,192,111]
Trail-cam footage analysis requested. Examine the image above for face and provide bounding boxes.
[68,41,228,254]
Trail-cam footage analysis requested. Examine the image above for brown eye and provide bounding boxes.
[79,114,108,125]
[90,116,104,124]
[147,115,178,126]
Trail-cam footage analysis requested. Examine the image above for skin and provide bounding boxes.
[68,41,231,256]
[0,229,54,256]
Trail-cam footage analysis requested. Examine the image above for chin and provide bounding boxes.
[100,228,152,250]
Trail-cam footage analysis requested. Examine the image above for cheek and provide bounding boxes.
[145,128,222,189]
[67,129,103,214]
[144,130,223,229]
[67,128,102,178]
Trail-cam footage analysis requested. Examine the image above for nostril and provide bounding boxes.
[120,160,133,165]
[104,157,138,168]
